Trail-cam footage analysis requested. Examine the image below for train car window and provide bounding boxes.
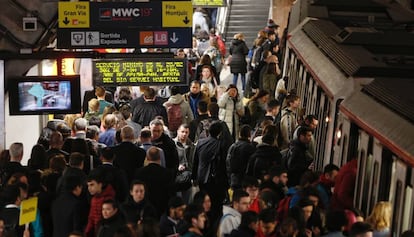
[347,123,359,162]
[402,186,413,231]
[378,148,393,201]
[368,136,374,156]
[369,161,379,212]
[355,149,366,211]
[392,180,403,236]
[361,154,373,213]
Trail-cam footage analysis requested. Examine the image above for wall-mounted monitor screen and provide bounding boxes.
[8,75,81,115]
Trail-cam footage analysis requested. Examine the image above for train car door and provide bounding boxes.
[367,138,383,212]
[389,159,407,236]
[354,130,370,214]
[402,167,414,232]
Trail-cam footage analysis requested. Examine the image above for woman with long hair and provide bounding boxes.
[366,201,392,237]
[247,89,270,128]
[230,33,249,91]
[218,84,244,139]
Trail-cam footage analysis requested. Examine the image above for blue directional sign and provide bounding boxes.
[57,28,192,49]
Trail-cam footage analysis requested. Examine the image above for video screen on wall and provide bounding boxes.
[9,76,81,115]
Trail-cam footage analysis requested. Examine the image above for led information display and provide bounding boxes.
[92,58,187,86]
[192,0,226,7]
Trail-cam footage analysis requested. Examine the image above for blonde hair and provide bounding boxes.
[88,98,100,112]
[200,83,211,97]
[234,33,244,40]
[366,201,392,231]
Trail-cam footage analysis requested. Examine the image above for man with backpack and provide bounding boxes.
[163,86,194,137]
[226,125,256,190]
[189,100,211,143]
[192,121,230,224]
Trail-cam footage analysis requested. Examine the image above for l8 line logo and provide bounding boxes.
[99,7,153,21]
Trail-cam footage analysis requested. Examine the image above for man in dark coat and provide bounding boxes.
[132,88,168,127]
[2,142,28,185]
[189,100,210,142]
[112,126,146,184]
[184,80,210,119]
[95,147,129,203]
[286,126,314,187]
[226,124,256,189]
[192,121,230,223]
[150,119,179,177]
[52,175,86,237]
[246,134,282,181]
[134,146,175,218]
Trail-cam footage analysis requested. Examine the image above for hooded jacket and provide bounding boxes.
[229,39,249,74]
[164,94,194,126]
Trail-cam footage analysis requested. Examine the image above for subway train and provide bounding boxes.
[282,0,414,235]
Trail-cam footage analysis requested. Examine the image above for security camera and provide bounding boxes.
[23,17,37,31]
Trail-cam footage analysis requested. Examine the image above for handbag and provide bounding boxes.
[225,55,232,65]
[175,170,192,191]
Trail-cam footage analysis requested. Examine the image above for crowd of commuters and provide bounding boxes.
[0,13,411,237]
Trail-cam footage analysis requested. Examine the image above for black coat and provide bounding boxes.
[112,142,146,183]
[97,211,126,237]
[132,100,168,127]
[226,139,256,189]
[52,192,86,237]
[192,136,228,186]
[134,163,175,218]
[229,226,256,237]
[152,133,180,177]
[246,144,282,180]
[120,197,157,225]
[229,39,249,74]
[95,163,129,203]
[287,139,313,187]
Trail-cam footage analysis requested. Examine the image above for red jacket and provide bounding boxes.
[330,159,357,210]
[85,184,116,237]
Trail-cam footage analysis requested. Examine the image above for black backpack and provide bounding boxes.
[239,105,252,125]
[195,118,213,142]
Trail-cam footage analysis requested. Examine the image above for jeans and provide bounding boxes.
[233,73,246,90]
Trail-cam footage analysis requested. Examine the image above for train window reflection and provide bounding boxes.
[402,186,412,231]
[393,181,403,236]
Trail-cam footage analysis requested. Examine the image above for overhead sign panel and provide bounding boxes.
[59,2,192,29]
[192,0,226,7]
[57,1,192,49]
[58,2,90,28]
[162,1,193,27]
[92,58,187,86]
[57,28,192,49]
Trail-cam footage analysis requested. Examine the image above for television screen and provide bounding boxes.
[9,76,81,115]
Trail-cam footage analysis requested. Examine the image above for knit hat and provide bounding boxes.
[168,196,185,209]
[267,19,279,28]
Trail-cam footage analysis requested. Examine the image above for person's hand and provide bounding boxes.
[305,228,312,237]
[312,226,321,236]
[178,164,186,171]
